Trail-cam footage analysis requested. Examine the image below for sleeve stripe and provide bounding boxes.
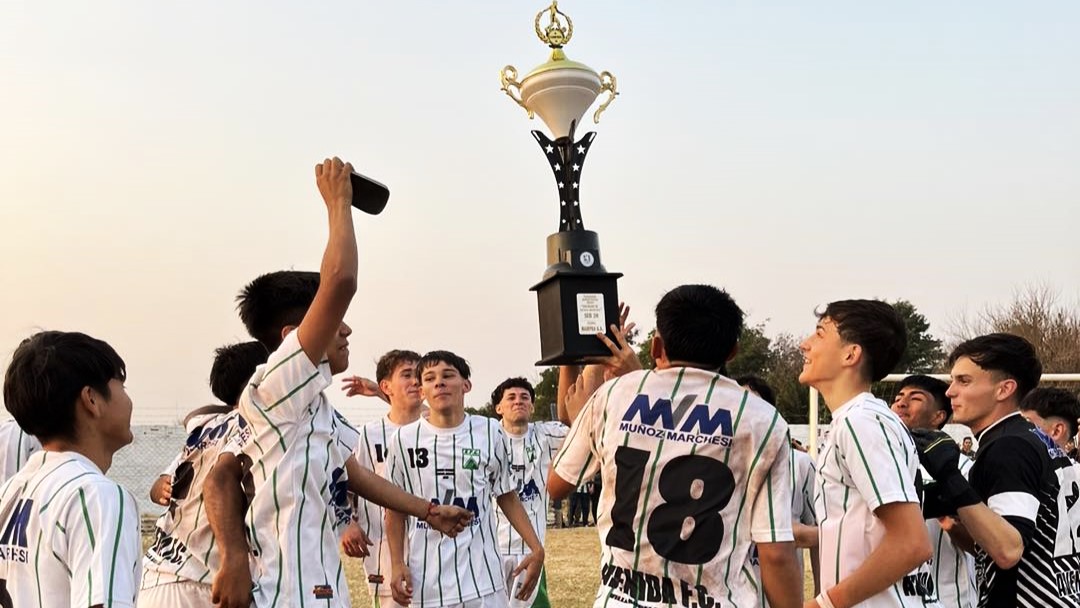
[986,491,1039,521]
[77,488,96,549]
[843,418,884,505]
[261,347,305,380]
[264,371,323,413]
[875,417,911,501]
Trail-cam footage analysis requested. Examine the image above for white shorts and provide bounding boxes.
[500,555,543,608]
[137,580,214,607]
[439,593,510,608]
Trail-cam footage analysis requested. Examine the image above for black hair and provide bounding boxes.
[236,271,320,349]
[491,377,536,409]
[948,333,1042,402]
[735,375,776,405]
[210,341,269,406]
[1020,387,1080,439]
[3,331,126,442]
[897,374,951,429]
[417,350,472,380]
[655,284,744,372]
[818,300,907,382]
[376,349,422,384]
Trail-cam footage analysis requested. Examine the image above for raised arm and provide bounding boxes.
[297,157,358,366]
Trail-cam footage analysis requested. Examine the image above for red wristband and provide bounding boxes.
[423,502,437,522]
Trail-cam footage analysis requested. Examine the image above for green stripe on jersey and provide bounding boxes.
[630,368,685,574]
[78,488,97,549]
[262,348,305,379]
[265,371,323,412]
[108,485,125,605]
[843,418,884,504]
[876,417,911,501]
[294,413,318,601]
[723,409,780,605]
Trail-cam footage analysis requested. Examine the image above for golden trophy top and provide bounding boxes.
[535,1,573,49]
[500,1,618,139]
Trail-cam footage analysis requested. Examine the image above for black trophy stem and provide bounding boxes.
[531,130,597,233]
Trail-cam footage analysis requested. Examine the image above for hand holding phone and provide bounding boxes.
[349,171,390,215]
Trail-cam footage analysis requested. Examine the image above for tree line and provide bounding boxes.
[466,286,1080,425]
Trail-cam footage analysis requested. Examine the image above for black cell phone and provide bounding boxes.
[349,172,390,215]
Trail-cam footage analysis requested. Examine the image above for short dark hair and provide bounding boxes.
[735,375,775,405]
[376,349,422,384]
[417,350,471,380]
[1020,387,1080,439]
[210,341,269,405]
[3,331,127,442]
[818,300,907,382]
[948,333,1042,402]
[491,377,535,409]
[898,374,951,429]
[236,271,320,349]
[655,285,744,372]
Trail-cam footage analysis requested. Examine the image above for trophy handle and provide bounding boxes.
[500,65,534,119]
[593,70,618,123]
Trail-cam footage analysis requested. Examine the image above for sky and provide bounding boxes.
[2,1,1078,425]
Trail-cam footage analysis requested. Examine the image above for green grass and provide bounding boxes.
[144,526,814,604]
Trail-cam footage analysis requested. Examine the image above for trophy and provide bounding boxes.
[500,1,622,365]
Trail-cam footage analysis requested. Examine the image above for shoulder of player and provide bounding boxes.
[974,431,1046,469]
[246,330,327,388]
[41,467,134,516]
[472,414,506,436]
[842,397,906,430]
[183,405,235,429]
[832,402,912,456]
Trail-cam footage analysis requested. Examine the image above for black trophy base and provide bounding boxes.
[530,230,622,366]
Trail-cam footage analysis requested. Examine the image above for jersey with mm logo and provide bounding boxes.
[141,410,251,590]
[352,416,406,597]
[495,420,568,555]
[815,393,936,608]
[386,415,515,608]
[553,367,794,608]
[0,420,41,486]
[0,451,141,607]
[232,331,356,608]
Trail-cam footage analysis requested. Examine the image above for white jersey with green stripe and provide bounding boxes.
[0,450,141,608]
[232,331,356,607]
[386,414,516,608]
[0,419,41,485]
[141,409,252,590]
[352,416,404,596]
[495,420,568,556]
[553,367,794,608]
[751,442,819,607]
[815,392,938,608]
[925,456,976,608]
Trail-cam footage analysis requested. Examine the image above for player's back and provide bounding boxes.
[0,450,141,608]
[555,367,793,608]
[142,410,251,589]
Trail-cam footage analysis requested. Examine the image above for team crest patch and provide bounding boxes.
[312,584,334,599]
[525,445,537,462]
[461,448,481,470]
